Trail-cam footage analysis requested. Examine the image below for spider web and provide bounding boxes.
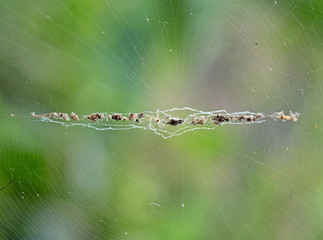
[0,0,323,239]
[27,108,298,139]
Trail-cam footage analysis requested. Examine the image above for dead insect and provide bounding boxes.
[191,116,207,125]
[211,115,229,125]
[59,113,70,121]
[167,119,184,126]
[237,115,245,121]
[276,111,299,122]
[52,112,58,119]
[191,116,198,125]
[70,112,79,121]
[128,113,137,121]
[31,112,51,118]
[87,113,101,122]
[111,113,123,121]
[197,117,208,125]
[255,113,263,119]
[31,112,62,119]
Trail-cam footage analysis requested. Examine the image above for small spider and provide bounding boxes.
[153,110,166,129]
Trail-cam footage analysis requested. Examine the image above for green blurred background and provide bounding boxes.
[1,0,323,239]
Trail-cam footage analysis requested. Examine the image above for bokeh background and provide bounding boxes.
[1,0,323,239]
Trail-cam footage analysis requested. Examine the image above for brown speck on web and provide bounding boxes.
[112,113,123,121]
[167,119,184,126]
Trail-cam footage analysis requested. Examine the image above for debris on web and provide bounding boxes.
[272,111,300,122]
[27,107,300,139]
